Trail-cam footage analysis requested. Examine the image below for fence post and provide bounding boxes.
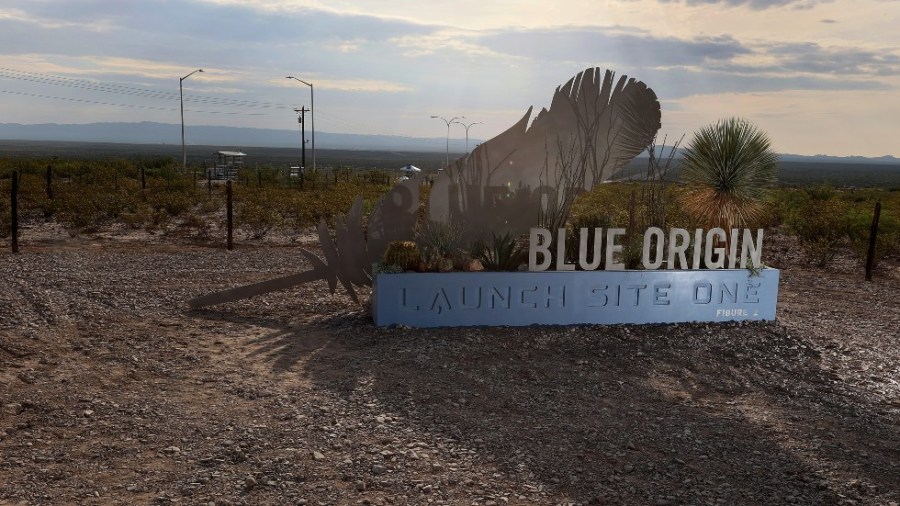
[226,180,233,251]
[11,170,19,254]
[141,166,146,191]
[865,200,881,281]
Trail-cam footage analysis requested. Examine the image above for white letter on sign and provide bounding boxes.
[605,228,626,270]
[578,227,602,270]
[529,228,552,271]
[667,228,690,270]
[555,228,576,271]
[642,227,664,270]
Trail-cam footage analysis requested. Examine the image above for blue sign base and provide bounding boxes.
[372,269,779,328]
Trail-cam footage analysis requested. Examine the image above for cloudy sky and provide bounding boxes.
[1,0,899,156]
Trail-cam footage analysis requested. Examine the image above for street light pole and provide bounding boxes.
[286,76,315,173]
[180,68,203,170]
[430,115,462,168]
[457,120,482,154]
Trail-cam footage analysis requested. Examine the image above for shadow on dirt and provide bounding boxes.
[193,305,899,505]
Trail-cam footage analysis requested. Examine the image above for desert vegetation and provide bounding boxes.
[0,156,393,242]
[1,147,898,275]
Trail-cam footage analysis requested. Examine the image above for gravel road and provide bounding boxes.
[1,229,898,505]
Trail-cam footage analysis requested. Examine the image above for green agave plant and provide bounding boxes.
[679,117,778,231]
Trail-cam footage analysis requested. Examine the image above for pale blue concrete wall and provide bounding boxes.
[372,269,780,328]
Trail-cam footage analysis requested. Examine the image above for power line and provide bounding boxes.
[0,89,277,116]
[0,67,412,135]
[0,67,294,109]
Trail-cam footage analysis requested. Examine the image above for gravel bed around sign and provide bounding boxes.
[1,229,898,506]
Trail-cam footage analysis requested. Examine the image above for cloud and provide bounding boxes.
[0,0,897,157]
[274,77,413,93]
[712,42,900,77]
[475,28,750,67]
[633,0,832,9]
[665,88,900,156]
[469,25,899,97]
[646,67,885,101]
[0,6,113,31]
[390,30,509,58]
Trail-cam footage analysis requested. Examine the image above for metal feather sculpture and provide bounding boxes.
[188,68,661,309]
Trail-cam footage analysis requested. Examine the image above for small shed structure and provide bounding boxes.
[207,150,246,180]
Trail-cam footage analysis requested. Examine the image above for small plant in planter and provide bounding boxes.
[471,232,528,271]
[382,240,423,272]
[372,262,404,275]
[416,220,465,272]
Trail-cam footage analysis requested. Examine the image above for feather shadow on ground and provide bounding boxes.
[191,307,900,504]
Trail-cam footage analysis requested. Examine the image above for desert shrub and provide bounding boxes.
[563,212,612,267]
[235,189,283,240]
[0,185,9,238]
[54,185,140,234]
[472,232,527,271]
[417,220,464,264]
[621,235,645,269]
[2,157,400,239]
[803,183,837,201]
[198,195,223,214]
[10,172,53,219]
[150,190,192,217]
[768,188,807,228]
[120,203,154,230]
[570,184,634,227]
[786,197,849,267]
[144,208,172,233]
[372,262,404,275]
[846,208,900,269]
[55,194,100,235]
[171,213,215,241]
[275,190,321,235]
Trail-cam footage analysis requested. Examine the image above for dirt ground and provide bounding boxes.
[1,226,899,506]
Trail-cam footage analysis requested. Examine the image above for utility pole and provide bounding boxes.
[294,107,308,172]
[285,76,315,173]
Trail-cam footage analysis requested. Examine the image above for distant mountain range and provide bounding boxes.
[0,121,480,153]
[0,121,897,164]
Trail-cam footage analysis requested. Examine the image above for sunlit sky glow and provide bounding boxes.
[1,0,899,156]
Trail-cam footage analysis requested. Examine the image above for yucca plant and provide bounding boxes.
[472,232,527,271]
[679,118,778,231]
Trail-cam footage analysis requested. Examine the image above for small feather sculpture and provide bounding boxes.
[188,67,661,309]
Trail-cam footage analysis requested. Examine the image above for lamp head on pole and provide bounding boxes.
[286,76,312,87]
[430,115,465,126]
[181,69,204,82]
